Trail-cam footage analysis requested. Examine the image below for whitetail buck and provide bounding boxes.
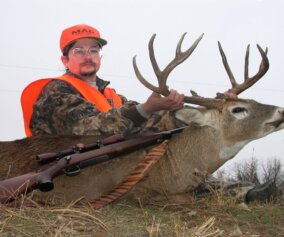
[0,33,284,206]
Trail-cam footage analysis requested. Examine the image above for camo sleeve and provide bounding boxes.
[30,80,147,136]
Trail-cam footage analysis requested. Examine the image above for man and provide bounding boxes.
[21,24,184,137]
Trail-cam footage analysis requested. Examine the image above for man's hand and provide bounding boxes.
[142,90,184,115]
[216,91,238,99]
[223,91,238,99]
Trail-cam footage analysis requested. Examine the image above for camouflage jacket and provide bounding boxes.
[30,74,148,136]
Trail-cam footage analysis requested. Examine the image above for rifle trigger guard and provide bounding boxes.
[64,165,81,176]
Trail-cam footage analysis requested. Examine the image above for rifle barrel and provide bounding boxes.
[36,133,126,164]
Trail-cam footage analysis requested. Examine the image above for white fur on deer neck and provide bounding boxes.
[219,141,249,160]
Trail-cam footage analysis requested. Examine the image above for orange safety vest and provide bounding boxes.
[21,74,122,137]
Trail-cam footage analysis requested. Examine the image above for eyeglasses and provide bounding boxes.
[71,47,101,58]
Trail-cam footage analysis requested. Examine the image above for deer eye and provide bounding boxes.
[232,107,247,114]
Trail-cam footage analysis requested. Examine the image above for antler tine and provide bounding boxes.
[148,33,166,93]
[163,33,205,83]
[176,33,205,65]
[218,41,238,88]
[240,45,269,93]
[133,55,161,94]
[218,42,269,95]
[132,34,164,94]
[245,45,269,82]
[148,34,161,77]
[148,33,204,96]
[232,44,269,94]
[244,44,250,82]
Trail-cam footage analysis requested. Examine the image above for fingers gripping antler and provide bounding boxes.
[218,42,269,95]
[133,33,204,96]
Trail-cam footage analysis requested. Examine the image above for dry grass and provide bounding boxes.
[0,194,283,237]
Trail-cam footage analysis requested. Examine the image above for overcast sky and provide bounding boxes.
[0,0,283,171]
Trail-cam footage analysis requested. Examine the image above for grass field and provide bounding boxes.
[0,194,283,237]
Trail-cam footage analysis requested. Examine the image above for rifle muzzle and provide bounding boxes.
[37,173,55,192]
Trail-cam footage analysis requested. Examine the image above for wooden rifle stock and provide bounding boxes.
[0,127,186,203]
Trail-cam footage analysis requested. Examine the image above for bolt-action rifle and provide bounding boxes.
[0,127,186,203]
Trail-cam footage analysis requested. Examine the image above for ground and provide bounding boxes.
[0,194,283,236]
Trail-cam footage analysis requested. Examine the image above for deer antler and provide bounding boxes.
[218,42,269,95]
[133,33,203,96]
[133,33,224,110]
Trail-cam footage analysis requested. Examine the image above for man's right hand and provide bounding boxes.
[142,90,184,116]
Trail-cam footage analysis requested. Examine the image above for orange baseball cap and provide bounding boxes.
[60,24,107,52]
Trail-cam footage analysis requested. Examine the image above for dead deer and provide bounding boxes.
[0,33,283,205]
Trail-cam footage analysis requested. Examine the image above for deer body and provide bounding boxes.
[0,99,283,203]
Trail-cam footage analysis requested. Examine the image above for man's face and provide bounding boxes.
[61,38,102,78]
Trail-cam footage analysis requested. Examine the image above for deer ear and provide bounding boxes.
[174,107,213,127]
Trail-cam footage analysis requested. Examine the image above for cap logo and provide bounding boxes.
[71,28,95,36]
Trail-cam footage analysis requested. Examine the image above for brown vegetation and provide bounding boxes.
[0,194,283,236]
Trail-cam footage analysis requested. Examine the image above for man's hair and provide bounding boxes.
[62,42,76,57]
[63,42,77,73]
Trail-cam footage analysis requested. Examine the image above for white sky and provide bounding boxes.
[0,0,283,171]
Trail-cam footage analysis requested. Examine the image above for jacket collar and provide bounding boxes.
[65,71,110,93]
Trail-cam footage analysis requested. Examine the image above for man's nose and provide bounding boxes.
[83,51,92,58]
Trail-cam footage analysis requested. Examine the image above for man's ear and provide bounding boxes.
[61,55,68,68]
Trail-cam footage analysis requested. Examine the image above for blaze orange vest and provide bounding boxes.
[21,74,122,137]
